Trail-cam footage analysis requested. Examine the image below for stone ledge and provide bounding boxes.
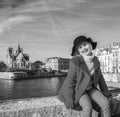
[0,96,98,117]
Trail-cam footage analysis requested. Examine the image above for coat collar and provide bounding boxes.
[77,55,100,75]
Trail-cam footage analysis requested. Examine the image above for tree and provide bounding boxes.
[31,60,44,70]
[0,61,7,72]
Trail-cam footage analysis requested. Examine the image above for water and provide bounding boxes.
[0,77,65,101]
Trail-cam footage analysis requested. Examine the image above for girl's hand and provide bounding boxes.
[66,98,73,109]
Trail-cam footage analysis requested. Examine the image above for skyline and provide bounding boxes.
[0,0,120,62]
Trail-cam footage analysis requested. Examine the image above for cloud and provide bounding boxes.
[0,15,34,34]
[0,0,27,8]
[13,0,88,14]
[93,1,120,9]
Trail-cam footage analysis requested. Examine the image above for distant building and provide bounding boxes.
[96,42,120,73]
[96,48,113,73]
[45,57,70,71]
[6,44,30,70]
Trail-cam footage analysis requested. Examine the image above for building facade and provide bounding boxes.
[45,57,70,71]
[96,42,120,73]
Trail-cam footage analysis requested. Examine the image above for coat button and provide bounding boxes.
[75,86,78,90]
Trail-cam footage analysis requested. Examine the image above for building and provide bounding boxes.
[96,48,113,73]
[96,42,120,73]
[6,44,30,70]
[45,57,70,71]
[110,42,120,73]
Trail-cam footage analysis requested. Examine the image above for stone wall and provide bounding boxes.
[0,96,98,117]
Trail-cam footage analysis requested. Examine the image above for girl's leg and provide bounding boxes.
[89,89,110,117]
[79,93,92,117]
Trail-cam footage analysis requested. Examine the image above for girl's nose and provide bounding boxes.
[83,46,86,50]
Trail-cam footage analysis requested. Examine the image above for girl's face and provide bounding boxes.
[78,41,92,56]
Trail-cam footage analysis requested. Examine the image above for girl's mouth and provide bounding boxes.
[81,49,93,56]
[87,52,93,56]
[81,49,89,53]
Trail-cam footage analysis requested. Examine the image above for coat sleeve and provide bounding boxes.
[98,68,111,98]
[58,58,77,102]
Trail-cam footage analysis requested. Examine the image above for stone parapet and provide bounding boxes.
[0,96,98,117]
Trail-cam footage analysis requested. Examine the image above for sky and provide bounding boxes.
[0,0,120,62]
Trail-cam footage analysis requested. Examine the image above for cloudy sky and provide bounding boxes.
[0,0,120,62]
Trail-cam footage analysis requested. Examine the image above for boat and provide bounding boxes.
[0,71,27,80]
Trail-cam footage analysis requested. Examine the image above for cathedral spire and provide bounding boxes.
[18,40,21,53]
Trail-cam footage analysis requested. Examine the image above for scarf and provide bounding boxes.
[81,52,95,75]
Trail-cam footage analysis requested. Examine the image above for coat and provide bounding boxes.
[58,55,111,109]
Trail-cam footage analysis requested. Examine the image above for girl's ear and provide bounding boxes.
[88,43,93,51]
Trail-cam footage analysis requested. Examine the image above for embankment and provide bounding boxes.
[0,96,98,117]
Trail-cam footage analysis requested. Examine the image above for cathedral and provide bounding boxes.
[6,44,30,70]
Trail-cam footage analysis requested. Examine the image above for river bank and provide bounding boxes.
[0,71,67,80]
[0,96,98,117]
[103,73,120,82]
[0,92,120,117]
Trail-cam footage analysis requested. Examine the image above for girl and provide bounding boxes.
[58,36,111,117]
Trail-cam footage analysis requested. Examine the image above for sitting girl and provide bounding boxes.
[58,35,111,117]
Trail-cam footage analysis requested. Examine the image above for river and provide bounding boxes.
[0,77,65,101]
[1,74,120,101]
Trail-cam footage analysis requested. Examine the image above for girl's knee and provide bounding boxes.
[81,103,93,117]
[80,101,92,112]
[79,93,93,111]
[85,104,92,112]
[100,98,110,109]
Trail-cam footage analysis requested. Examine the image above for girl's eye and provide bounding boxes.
[78,46,82,49]
[83,43,87,46]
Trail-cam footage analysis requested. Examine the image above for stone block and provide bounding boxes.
[0,96,98,117]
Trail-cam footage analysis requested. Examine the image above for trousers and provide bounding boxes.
[79,88,111,117]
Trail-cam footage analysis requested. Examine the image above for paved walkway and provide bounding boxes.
[106,81,120,98]
[106,81,120,88]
